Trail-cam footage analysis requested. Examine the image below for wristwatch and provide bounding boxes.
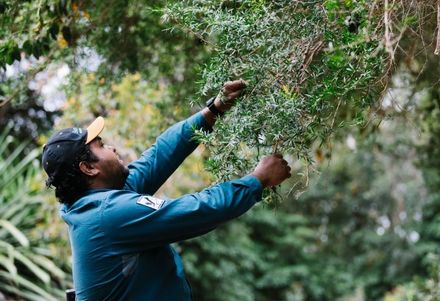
[206,96,224,117]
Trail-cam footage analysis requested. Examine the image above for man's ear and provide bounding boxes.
[79,161,99,177]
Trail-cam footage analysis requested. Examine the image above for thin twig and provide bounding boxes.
[384,0,395,60]
[0,89,20,108]
[435,0,440,55]
[272,139,280,154]
[299,39,323,85]
[330,98,343,129]
[0,61,48,108]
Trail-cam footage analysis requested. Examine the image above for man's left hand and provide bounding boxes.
[215,79,247,113]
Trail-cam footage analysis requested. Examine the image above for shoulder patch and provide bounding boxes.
[136,195,165,210]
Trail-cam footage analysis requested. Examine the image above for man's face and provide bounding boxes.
[88,137,129,189]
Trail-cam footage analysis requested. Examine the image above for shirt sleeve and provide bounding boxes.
[123,112,211,195]
[101,175,263,253]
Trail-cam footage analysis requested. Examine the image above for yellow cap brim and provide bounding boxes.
[86,116,105,144]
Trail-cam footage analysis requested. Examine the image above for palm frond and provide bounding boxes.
[0,125,70,300]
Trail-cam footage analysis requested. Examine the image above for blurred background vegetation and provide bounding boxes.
[1,0,440,300]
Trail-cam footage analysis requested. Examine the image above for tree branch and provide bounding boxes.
[0,89,20,108]
[384,0,395,60]
[435,0,440,55]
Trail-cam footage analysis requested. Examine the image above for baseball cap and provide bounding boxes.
[42,116,105,182]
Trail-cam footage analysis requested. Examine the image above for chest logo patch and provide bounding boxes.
[136,195,165,210]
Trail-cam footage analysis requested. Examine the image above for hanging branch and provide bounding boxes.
[435,0,440,55]
[166,1,436,199]
[384,0,395,60]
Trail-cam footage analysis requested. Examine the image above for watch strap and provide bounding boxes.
[206,96,224,117]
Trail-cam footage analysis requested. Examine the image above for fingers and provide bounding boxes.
[223,79,247,92]
[225,90,242,101]
[218,79,247,107]
[278,156,291,179]
[252,154,292,187]
[270,154,292,180]
[279,157,291,179]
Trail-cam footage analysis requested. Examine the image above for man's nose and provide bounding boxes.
[104,145,116,152]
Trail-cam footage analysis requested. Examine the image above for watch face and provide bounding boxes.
[206,96,215,106]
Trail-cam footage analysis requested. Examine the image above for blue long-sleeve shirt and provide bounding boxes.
[60,112,263,301]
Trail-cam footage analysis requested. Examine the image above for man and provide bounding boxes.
[42,79,291,300]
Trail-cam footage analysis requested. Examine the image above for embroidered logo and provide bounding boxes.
[136,195,165,210]
[72,128,83,135]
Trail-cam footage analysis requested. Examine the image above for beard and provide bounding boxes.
[112,164,130,189]
[100,158,130,190]
[120,165,130,187]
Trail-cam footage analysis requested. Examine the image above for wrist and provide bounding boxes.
[214,91,228,112]
[206,96,225,117]
[250,172,269,188]
[214,98,228,113]
[202,107,216,127]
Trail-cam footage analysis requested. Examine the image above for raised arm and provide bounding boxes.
[102,155,291,253]
[124,112,209,194]
[124,80,247,195]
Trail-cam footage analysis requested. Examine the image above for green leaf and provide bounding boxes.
[13,251,51,284]
[0,271,57,301]
[0,219,30,247]
[28,253,66,280]
[0,254,17,276]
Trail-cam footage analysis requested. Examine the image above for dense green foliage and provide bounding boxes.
[0,0,206,95]
[165,0,423,181]
[0,0,207,144]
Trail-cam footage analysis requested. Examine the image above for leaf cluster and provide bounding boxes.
[0,0,72,67]
[165,0,431,184]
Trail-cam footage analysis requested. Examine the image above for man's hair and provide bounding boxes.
[46,143,98,205]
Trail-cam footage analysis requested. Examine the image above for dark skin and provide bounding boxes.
[79,79,291,190]
[79,137,129,190]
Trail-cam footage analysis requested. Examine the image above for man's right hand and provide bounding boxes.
[251,154,291,188]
